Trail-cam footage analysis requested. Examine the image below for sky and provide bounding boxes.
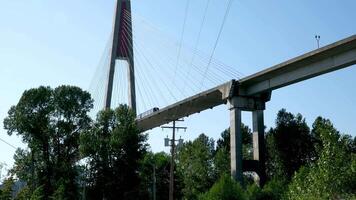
[0,0,355,171]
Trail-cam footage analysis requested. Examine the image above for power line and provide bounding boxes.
[0,137,17,150]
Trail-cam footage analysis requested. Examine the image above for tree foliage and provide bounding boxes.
[287,117,356,199]
[0,177,14,200]
[3,85,93,199]
[4,85,356,200]
[80,105,147,200]
[139,151,174,200]
[198,174,246,200]
[177,134,216,200]
[265,109,316,180]
[214,124,253,178]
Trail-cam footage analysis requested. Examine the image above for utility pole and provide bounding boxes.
[152,164,156,200]
[162,120,186,200]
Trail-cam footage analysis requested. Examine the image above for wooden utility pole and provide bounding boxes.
[162,120,186,200]
[153,164,156,200]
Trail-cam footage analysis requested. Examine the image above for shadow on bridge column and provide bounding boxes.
[252,110,267,186]
[228,93,270,187]
[229,98,243,183]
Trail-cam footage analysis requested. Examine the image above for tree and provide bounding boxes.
[139,151,174,200]
[265,109,316,180]
[4,85,93,199]
[177,134,215,200]
[214,124,253,178]
[0,177,14,200]
[213,147,230,179]
[287,117,356,199]
[80,105,147,200]
[215,124,252,155]
[198,175,247,200]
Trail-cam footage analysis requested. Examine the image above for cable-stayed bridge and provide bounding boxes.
[89,0,356,185]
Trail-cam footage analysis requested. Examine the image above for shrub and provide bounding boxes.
[199,174,247,200]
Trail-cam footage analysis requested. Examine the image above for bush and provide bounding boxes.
[245,178,287,200]
[246,184,264,200]
[261,178,287,200]
[199,174,247,200]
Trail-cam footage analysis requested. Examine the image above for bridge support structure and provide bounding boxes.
[105,0,136,114]
[228,90,270,186]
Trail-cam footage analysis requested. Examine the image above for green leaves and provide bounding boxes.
[266,109,316,180]
[4,85,93,199]
[177,134,216,200]
[79,105,147,200]
[199,175,247,200]
[287,117,355,199]
[0,177,15,200]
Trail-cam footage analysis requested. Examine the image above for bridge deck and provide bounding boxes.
[137,35,356,132]
[136,81,233,131]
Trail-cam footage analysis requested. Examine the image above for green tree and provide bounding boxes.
[139,151,176,200]
[213,147,230,179]
[0,177,14,200]
[287,117,356,199]
[177,134,215,200]
[80,105,147,200]
[265,109,316,180]
[14,186,31,200]
[4,85,93,199]
[214,124,253,178]
[198,174,247,200]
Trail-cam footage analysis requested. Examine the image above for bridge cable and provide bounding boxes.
[89,36,112,114]
[173,0,191,85]
[181,0,211,94]
[119,21,151,113]
[124,10,240,85]
[122,14,187,101]
[124,9,244,79]
[122,12,190,100]
[121,16,173,109]
[123,11,219,93]
[200,0,234,90]
[122,9,242,117]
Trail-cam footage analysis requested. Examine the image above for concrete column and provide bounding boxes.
[104,0,122,109]
[229,98,243,184]
[252,110,266,186]
[127,59,136,115]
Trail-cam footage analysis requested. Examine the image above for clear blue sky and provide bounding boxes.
[0,0,355,169]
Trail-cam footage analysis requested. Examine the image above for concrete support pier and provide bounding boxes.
[229,96,243,183]
[228,93,269,186]
[252,110,266,186]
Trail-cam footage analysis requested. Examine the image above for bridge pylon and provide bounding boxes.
[104,0,136,114]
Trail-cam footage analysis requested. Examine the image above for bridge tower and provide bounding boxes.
[104,0,136,114]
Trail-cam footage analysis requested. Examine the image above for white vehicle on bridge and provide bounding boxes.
[136,107,159,120]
